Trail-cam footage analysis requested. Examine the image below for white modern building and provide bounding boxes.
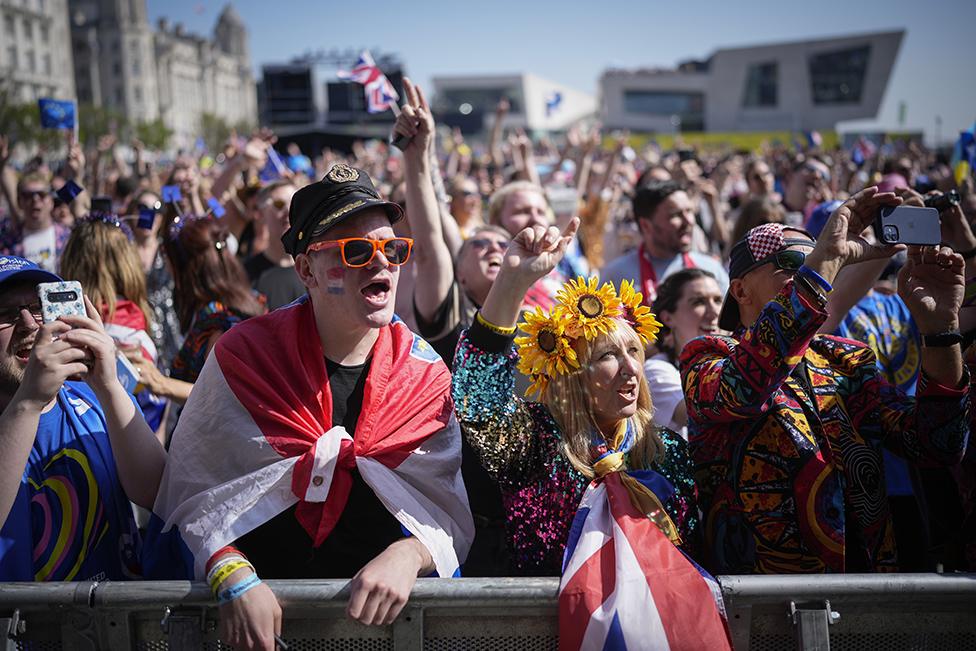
[431,73,597,134]
[0,0,76,103]
[69,1,256,147]
[601,30,904,133]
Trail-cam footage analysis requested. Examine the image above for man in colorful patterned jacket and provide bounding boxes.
[681,187,970,574]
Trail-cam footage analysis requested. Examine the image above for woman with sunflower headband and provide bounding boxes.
[453,218,731,646]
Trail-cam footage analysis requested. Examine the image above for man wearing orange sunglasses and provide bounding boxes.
[149,163,474,650]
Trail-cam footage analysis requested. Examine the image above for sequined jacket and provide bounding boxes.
[680,280,970,575]
[452,321,700,576]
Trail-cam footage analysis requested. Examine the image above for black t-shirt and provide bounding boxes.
[255,265,306,311]
[234,358,404,578]
[243,253,275,284]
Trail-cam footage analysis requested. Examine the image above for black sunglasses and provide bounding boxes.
[753,249,806,274]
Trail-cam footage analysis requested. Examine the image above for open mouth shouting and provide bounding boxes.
[360,276,393,308]
[617,380,639,403]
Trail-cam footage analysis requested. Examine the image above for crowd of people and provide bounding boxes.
[0,78,974,649]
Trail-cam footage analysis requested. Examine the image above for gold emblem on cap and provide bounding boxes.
[326,164,359,184]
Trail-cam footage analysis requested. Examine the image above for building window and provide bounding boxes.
[115,87,124,104]
[26,50,35,73]
[134,86,142,102]
[808,45,871,105]
[132,57,141,75]
[742,61,778,107]
[437,87,522,114]
[40,23,48,43]
[622,90,704,131]
[4,15,14,37]
[6,46,16,68]
[42,53,50,75]
[22,18,32,39]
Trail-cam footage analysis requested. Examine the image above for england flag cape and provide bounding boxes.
[145,297,474,579]
[558,424,732,651]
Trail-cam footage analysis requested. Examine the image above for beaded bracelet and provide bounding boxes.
[476,311,517,336]
[209,560,254,596]
[217,573,262,606]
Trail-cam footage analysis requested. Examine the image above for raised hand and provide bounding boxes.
[805,186,904,283]
[392,77,433,158]
[502,217,580,286]
[898,245,964,334]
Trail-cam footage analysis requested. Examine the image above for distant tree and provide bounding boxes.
[200,112,232,154]
[134,118,173,151]
[78,103,128,148]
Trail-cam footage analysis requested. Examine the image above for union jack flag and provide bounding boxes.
[338,50,400,114]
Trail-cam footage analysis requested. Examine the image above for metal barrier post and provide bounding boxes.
[0,609,24,651]
[160,605,205,650]
[790,600,839,650]
[392,605,423,651]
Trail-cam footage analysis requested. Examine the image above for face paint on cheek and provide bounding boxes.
[326,267,345,294]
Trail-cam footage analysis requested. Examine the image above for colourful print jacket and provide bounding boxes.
[680,280,969,574]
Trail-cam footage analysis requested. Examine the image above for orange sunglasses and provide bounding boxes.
[306,237,414,268]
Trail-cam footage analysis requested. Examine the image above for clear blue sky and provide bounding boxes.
[147,0,975,144]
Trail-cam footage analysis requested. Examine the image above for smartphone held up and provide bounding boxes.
[873,205,941,246]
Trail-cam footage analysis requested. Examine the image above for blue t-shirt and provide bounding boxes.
[0,382,143,581]
[834,291,920,496]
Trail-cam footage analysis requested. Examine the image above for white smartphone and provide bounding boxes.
[37,281,86,324]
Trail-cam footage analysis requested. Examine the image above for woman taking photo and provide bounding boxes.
[58,214,167,436]
[646,268,725,439]
[452,218,729,647]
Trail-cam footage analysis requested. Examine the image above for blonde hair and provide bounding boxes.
[487,181,552,228]
[541,319,663,479]
[59,220,152,326]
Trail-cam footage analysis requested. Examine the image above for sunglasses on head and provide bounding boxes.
[306,237,414,268]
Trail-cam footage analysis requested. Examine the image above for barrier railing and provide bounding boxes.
[0,574,974,650]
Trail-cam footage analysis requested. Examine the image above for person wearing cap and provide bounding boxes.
[601,180,729,307]
[147,164,473,649]
[681,187,971,574]
[0,256,166,580]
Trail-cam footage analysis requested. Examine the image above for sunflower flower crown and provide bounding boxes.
[515,277,662,397]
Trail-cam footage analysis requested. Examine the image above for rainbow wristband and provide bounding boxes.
[798,265,833,293]
[217,573,262,605]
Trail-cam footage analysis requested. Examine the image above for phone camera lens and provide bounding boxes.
[883,225,899,243]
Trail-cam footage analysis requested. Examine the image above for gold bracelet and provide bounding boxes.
[476,311,517,336]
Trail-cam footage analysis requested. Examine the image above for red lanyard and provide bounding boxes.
[638,245,695,306]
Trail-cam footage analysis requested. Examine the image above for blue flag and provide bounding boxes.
[207,197,226,219]
[38,98,76,130]
[161,185,182,203]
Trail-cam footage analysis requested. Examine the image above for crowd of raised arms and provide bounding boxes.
[0,79,974,650]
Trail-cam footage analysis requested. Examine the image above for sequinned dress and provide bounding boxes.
[452,319,700,575]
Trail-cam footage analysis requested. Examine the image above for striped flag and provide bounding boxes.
[559,472,731,651]
[145,297,473,579]
[338,50,400,114]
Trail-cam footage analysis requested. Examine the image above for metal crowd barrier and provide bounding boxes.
[0,574,974,650]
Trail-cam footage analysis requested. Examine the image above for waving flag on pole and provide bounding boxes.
[338,50,400,114]
[144,297,473,579]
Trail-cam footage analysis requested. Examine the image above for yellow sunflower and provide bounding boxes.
[556,276,623,341]
[515,306,579,381]
[618,279,662,344]
[523,373,550,399]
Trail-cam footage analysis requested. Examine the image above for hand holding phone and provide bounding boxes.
[874,205,941,246]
